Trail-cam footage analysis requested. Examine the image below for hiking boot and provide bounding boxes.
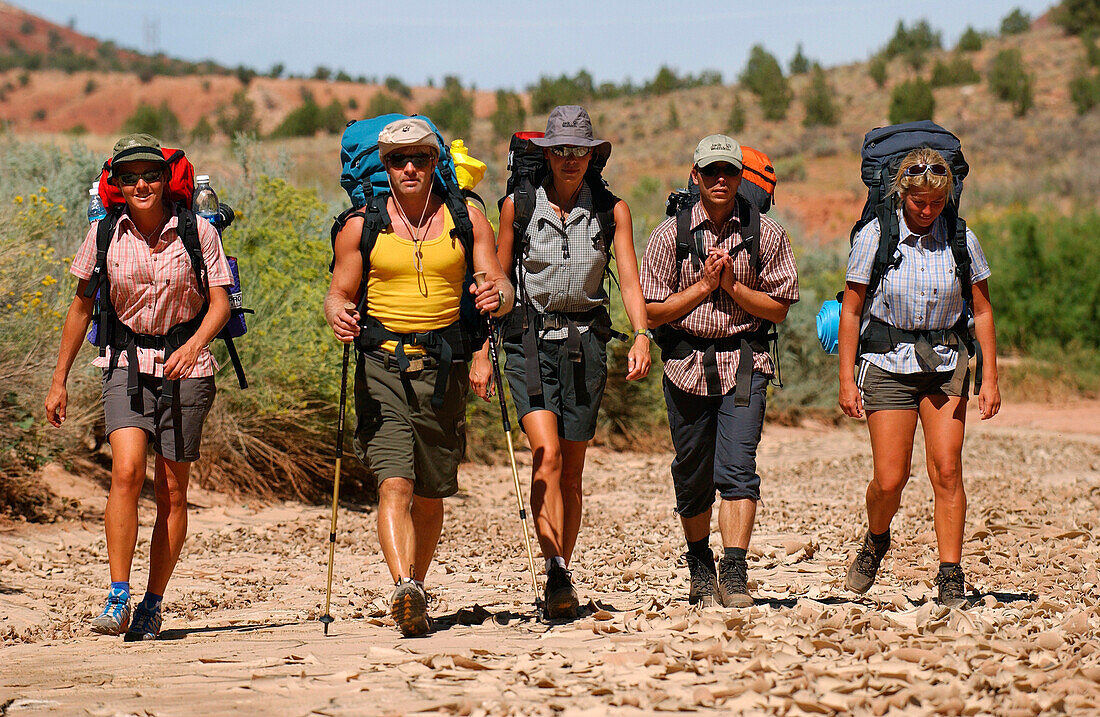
[123,602,162,642]
[544,563,579,619]
[390,578,431,637]
[846,531,889,594]
[90,589,131,636]
[684,552,717,607]
[716,556,753,608]
[935,566,968,608]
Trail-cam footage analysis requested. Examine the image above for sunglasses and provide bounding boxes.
[114,169,165,186]
[903,163,949,177]
[548,146,592,158]
[386,153,435,169]
[697,163,741,179]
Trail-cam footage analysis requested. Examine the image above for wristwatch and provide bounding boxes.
[634,328,654,340]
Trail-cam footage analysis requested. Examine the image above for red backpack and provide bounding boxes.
[97,148,195,209]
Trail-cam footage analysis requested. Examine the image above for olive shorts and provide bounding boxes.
[353,351,469,499]
[102,369,216,463]
[856,359,969,412]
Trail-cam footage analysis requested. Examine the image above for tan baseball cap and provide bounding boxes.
[693,134,743,170]
[377,118,440,159]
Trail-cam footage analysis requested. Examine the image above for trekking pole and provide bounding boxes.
[485,319,542,618]
[321,302,355,635]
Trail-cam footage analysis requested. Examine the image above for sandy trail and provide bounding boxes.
[2,402,1100,715]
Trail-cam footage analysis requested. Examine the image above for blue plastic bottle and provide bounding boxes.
[87,182,107,345]
[192,175,219,222]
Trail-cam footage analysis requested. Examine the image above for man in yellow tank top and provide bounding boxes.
[325,118,513,637]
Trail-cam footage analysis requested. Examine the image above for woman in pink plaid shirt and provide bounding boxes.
[45,134,232,641]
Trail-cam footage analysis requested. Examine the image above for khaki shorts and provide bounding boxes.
[353,351,468,499]
[102,369,216,462]
[856,360,969,412]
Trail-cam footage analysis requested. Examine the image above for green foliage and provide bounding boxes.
[122,101,182,142]
[312,65,331,81]
[269,94,346,138]
[881,19,942,70]
[335,70,352,83]
[889,78,935,124]
[930,56,981,87]
[789,44,811,75]
[384,75,412,98]
[1069,72,1100,114]
[529,70,595,113]
[1054,0,1100,36]
[190,115,215,144]
[423,75,473,135]
[666,101,680,130]
[366,92,406,117]
[216,90,260,140]
[235,65,256,86]
[728,94,746,133]
[268,62,284,79]
[1084,31,1100,67]
[957,26,984,52]
[490,90,526,140]
[83,78,96,95]
[741,45,792,120]
[868,55,888,88]
[1000,7,1032,35]
[801,65,838,127]
[988,49,1034,117]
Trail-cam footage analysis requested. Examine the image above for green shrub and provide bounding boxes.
[83,78,96,95]
[930,56,981,87]
[802,65,838,127]
[957,26,984,52]
[423,75,473,135]
[334,70,352,83]
[528,70,595,113]
[1054,0,1100,36]
[869,55,888,88]
[312,65,331,81]
[190,115,215,143]
[366,91,406,117]
[268,62,284,79]
[216,90,259,139]
[384,75,412,98]
[1069,73,1100,114]
[1000,7,1031,35]
[490,89,525,140]
[728,94,746,133]
[988,48,1034,116]
[789,44,811,75]
[122,101,182,142]
[740,45,792,120]
[889,78,935,123]
[1084,31,1100,67]
[881,19,942,69]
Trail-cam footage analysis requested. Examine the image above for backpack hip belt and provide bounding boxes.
[354,315,473,409]
[102,312,204,411]
[655,324,777,405]
[860,317,973,373]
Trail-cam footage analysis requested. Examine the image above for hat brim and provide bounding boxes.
[529,136,612,162]
[378,139,440,159]
[111,148,169,170]
[695,155,743,170]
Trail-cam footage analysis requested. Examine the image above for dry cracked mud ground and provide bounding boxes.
[2,401,1100,716]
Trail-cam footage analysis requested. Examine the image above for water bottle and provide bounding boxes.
[192,175,219,221]
[87,181,107,223]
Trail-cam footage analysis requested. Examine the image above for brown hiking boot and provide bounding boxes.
[544,563,579,619]
[845,531,889,594]
[716,556,753,608]
[935,565,968,608]
[684,552,717,607]
[390,578,431,637]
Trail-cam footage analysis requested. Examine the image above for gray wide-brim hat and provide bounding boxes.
[529,105,612,162]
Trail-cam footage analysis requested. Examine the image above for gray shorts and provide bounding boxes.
[102,369,216,462]
[856,360,969,412]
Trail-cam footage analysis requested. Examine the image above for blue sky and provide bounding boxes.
[27,1,1056,90]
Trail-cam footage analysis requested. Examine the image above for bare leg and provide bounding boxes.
[558,439,588,564]
[377,477,416,583]
[522,410,567,562]
[146,455,191,596]
[865,409,919,534]
[105,428,148,583]
[919,395,968,563]
[680,507,713,544]
[718,498,757,549]
[410,495,444,582]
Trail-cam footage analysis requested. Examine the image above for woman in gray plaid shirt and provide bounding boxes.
[472,106,652,619]
[838,146,1001,607]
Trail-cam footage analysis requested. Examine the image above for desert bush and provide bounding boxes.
[312,66,331,81]
[1069,73,1100,114]
[190,116,215,144]
[728,94,746,133]
[789,44,811,75]
[1084,32,1100,68]
[957,26,984,52]
[122,101,182,142]
[988,49,1034,117]
[216,90,260,140]
[383,76,412,99]
[423,76,473,135]
[741,45,792,120]
[888,78,935,123]
[1054,0,1100,36]
[868,55,888,88]
[931,56,981,87]
[366,92,406,118]
[802,65,838,127]
[490,90,526,140]
[83,79,96,95]
[528,70,595,113]
[880,19,941,70]
[1000,8,1031,35]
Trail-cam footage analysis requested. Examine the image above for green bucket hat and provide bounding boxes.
[110,133,168,173]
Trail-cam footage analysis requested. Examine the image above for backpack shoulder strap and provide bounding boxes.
[176,206,209,301]
[83,206,125,299]
[942,204,972,304]
[674,207,701,271]
[735,195,763,274]
[866,167,902,299]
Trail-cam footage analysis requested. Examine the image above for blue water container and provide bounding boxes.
[816,300,841,354]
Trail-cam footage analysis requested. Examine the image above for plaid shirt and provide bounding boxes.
[514,181,609,340]
[847,211,991,374]
[71,209,233,378]
[642,202,799,396]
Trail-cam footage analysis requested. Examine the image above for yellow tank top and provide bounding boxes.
[366,207,467,354]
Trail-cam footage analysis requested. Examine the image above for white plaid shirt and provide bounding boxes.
[846,210,991,374]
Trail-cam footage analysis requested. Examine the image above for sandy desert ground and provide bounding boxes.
[2,401,1099,716]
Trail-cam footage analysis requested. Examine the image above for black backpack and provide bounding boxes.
[656,153,781,404]
[847,120,980,387]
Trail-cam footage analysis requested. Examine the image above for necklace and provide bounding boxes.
[390,175,436,274]
[135,212,167,244]
[549,180,582,222]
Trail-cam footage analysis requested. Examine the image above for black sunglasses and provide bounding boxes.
[386,152,435,169]
[903,163,949,177]
[697,163,741,179]
[114,169,165,186]
[548,146,592,158]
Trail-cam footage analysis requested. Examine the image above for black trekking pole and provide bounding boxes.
[485,319,543,619]
[321,302,355,635]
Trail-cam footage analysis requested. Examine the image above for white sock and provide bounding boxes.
[545,556,567,573]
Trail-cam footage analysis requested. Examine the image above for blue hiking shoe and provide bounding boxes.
[90,589,131,635]
[124,602,163,642]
